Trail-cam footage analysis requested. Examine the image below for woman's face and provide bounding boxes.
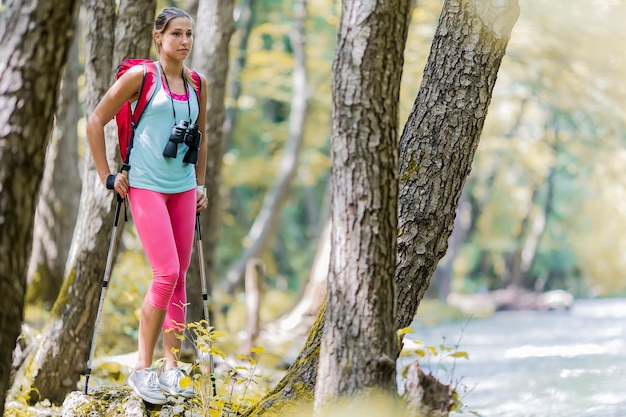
[158,17,193,60]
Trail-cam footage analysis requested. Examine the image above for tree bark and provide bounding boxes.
[431,189,471,302]
[220,0,311,295]
[242,304,324,417]
[242,258,264,354]
[395,0,520,330]
[186,0,236,326]
[508,131,556,290]
[243,1,519,415]
[114,0,157,63]
[26,33,82,308]
[314,0,412,408]
[0,0,80,413]
[224,0,255,150]
[7,0,156,405]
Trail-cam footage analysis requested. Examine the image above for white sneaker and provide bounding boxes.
[128,368,167,405]
[159,367,196,397]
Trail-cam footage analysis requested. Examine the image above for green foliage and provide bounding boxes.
[214,0,626,299]
[438,0,626,296]
[216,0,336,287]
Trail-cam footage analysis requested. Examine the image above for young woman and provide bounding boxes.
[87,7,208,404]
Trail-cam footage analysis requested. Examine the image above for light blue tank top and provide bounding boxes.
[128,66,199,193]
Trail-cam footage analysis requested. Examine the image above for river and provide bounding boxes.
[401,297,626,417]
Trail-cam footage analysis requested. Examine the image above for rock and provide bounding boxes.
[402,361,454,417]
[447,288,574,313]
[62,386,146,417]
[537,289,574,311]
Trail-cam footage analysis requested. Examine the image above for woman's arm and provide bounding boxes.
[86,65,144,196]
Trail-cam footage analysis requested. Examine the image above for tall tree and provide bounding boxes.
[0,0,80,413]
[224,0,255,150]
[7,0,156,405]
[395,0,519,329]
[186,0,236,324]
[26,33,82,307]
[243,0,519,415]
[314,0,412,408]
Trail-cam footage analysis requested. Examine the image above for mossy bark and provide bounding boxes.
[241,305,324,417]
[0,0,80,414]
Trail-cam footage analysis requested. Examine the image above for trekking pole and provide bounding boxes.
[84,173,127,394]
[195,213,217,396]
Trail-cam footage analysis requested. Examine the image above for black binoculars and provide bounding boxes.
[163,120,201,164]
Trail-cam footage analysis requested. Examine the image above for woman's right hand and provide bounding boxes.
[110,172,130,199]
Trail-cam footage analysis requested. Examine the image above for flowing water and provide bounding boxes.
[401,298,626,417]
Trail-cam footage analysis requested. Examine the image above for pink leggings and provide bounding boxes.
[128,187,196,331]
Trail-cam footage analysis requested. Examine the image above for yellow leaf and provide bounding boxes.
[179,376,192,389]
[250,346,265,355]
[397,327,415,336]
[450,351,469,359]
[211,330,227,339]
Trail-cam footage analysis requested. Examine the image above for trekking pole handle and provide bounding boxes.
[116,165,130,202]
[121,163,130,174]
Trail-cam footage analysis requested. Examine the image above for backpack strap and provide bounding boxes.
[124,61,158,166]
[190,70,202,123]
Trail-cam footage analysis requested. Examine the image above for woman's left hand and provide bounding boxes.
[196,188,208,212]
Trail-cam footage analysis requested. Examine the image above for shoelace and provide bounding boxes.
[167,367,185,382]
[147,371,161,390]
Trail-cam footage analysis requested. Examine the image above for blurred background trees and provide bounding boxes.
[208,0,626,307]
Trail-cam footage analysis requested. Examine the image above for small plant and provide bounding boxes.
[226,347,265,415]
[397,325,481,416]
[168,315,265,417]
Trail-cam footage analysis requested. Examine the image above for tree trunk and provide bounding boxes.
[242,304,325,417]
[243,1,519,415]
[0,0,80,413]
[114,0,157,63]
[395,0,520,330]
[268,219,330,337]
[224,0,255,151]
[186,0,236,326]
[525,164,555,290]
[221,0,311,295]
[432,188,471,302]
[7,0,156,405]
[506,185,540,289]
[26,33,82,308]
[314,0,412,408]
